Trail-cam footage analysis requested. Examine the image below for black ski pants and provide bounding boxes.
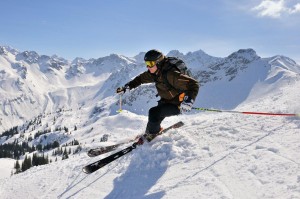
[146,102,180,134]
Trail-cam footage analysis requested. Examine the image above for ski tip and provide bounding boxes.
[175,121,184,127]
[82,167,91,174]
[87,150,101,157]
[178,121,184,125]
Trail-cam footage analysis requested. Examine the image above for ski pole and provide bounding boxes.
[117,95,122,113]
[192,107,300,117]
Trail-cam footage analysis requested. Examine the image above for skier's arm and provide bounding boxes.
[167,71,199,101]
[126,71,154,89]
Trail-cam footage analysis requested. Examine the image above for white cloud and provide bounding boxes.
[289,3,300,13]
[253,0,300,18]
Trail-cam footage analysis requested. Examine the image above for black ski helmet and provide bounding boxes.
[144,49,164,62]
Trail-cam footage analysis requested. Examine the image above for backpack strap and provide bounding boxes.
[162,70,173,89]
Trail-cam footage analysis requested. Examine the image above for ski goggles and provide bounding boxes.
[145,61,156,68]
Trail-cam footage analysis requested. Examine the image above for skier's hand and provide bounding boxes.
[180,96,194,112]
[116,84,130,95]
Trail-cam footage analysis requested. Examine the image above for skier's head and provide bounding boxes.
[144,49,165,68]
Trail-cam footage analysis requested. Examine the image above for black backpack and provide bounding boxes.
[161,57,192,91]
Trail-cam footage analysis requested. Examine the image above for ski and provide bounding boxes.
[82,121,184,174]
[87,143,125,157]
[87,137,140,157]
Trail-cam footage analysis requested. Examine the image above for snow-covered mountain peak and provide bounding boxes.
[49,55,69,70]
[204,49,261,81]
[0,46,19,56]
[16,51,40,64]
[71,57,88,65]
[133,52,146,63]
[227,48,260,63]
[186,49,210,57]
[268,55,300,73]
[167,50,185,58]
[95,53,133,64]
[0,46,9,55]
[37,54,69,73]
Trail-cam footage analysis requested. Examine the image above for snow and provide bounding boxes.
[0,158,15,179]
[0,111,299,198]
[0,46,300,198]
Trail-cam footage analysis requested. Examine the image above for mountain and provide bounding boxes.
[1,45,299,129]
[1,46,300,130]
[0,46,300,198]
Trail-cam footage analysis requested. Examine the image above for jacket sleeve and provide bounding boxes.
[167,70,200,101]
[126,71,155,89]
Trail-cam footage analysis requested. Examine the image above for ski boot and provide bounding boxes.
[143,127,163,142]
[136,137,144,145]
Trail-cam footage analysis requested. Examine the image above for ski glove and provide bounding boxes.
[116,84,130,95]
[180,96,194,112]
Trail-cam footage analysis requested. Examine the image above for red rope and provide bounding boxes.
[241,112,297,116]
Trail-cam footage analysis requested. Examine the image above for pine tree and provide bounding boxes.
[42,153,46,165]
[21,156,27,172]
[36,144,43,151]
[73,139,79,145]
[45,154,49,164]
[21,155,32,172]
[27,156,32,168]
[52,141,60,148]
[64,126,69,132]
[32,153,38,166]
[62,147,69,160]
[15,160,21,174]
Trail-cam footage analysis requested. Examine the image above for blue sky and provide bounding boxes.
[0,0,299,63]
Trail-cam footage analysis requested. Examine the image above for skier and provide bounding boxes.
[116,49,199,143]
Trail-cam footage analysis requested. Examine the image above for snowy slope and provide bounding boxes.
[0,109,299,198]
[0,158,15,179]
[0,46,300,199]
